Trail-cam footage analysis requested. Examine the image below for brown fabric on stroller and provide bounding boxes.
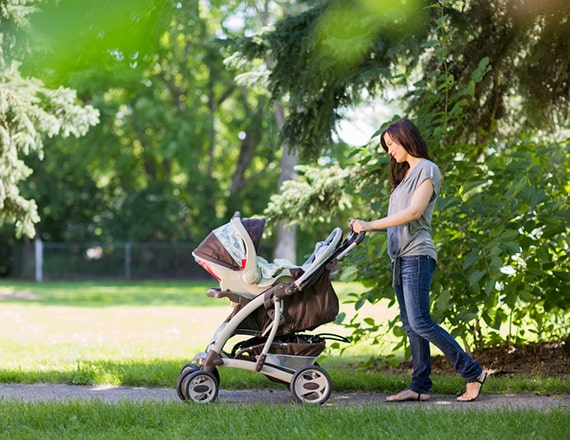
[193,232,240,270]
[227,264,339,335]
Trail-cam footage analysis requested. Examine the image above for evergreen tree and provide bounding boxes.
[0,0,99,237]
[232,0,569,153]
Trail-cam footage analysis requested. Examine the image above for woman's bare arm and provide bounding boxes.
[350,179,434,233]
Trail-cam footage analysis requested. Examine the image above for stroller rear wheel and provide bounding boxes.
[176,364,198,401]
[290,365,332,405]
[177,370,219,403]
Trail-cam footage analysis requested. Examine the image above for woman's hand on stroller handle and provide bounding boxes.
[349,218,370,234]
[347,223,366,245]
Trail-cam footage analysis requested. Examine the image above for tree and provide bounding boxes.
[226,0,356,261]
[0,0,99,238]
[11,0,286,247]
[234,0,569,149]
[15,0,332,263]
[233,0,570,349]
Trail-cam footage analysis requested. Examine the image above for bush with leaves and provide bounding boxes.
[338,4,570,354]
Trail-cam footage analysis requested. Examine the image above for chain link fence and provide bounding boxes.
[10,240,210,281]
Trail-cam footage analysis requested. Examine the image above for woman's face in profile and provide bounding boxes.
[383,133,408,163]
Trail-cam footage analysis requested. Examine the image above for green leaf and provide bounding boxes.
[335,312,346,324]
[421,39,439,48]
[340,265,359,281]
[469,270,485,287]
[471,57,490,82]
[462,250,479,270]
[553,271,570,281]
[434,289,451,311]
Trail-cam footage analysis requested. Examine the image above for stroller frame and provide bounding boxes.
[176,212,364,405]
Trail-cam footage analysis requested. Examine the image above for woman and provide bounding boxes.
[350,119,487,402]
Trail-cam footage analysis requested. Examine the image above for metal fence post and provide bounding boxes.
[125,243,131,280]
[35,239,43,282]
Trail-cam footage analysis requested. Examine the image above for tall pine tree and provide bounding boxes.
[0,0,99,237]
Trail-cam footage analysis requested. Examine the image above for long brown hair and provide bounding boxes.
[380,119,431,192]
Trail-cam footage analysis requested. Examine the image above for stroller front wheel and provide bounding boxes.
[177,370,219,403]
[176,364,220,401]
[290,365,332,405]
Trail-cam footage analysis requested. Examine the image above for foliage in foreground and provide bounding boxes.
[0,400,569,440]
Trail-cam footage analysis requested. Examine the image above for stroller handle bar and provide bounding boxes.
[331,228,365,262]
[289,227,365,292]
[347,228,366,245]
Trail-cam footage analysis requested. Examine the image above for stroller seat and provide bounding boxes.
[192,212,343,298]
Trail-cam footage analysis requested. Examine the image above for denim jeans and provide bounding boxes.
[393,255,482,394]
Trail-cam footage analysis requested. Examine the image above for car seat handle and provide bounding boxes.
[230,214,261,285]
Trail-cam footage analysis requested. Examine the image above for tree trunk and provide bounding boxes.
[273,101,298,263]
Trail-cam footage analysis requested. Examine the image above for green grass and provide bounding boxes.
[0,400,568,440]
[1,280,568,439]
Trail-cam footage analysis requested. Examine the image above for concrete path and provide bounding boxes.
[1,384,569,410]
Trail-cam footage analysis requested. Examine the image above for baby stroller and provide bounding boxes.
[176,212,364,405]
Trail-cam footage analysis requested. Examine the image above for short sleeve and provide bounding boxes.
[418,161,441,198]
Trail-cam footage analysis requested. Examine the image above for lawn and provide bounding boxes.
[0,400,568,440]
[1,280,568,439]
[0,280,398,387]
[1,280,568,393]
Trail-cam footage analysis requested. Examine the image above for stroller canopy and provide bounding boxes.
[193,217,266,270]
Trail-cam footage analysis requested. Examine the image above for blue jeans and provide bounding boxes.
[393,256,482,394]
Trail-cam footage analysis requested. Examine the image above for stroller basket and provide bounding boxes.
[232,335,327,371]
[265,354,316,371]
[233,334,326,357]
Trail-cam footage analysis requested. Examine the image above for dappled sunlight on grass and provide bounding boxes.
[0,280,398,358]
[1,280,568,395]
[0,303,229,384]
[1,304,229,354]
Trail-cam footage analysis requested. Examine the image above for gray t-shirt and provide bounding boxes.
[387,159,441,261]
